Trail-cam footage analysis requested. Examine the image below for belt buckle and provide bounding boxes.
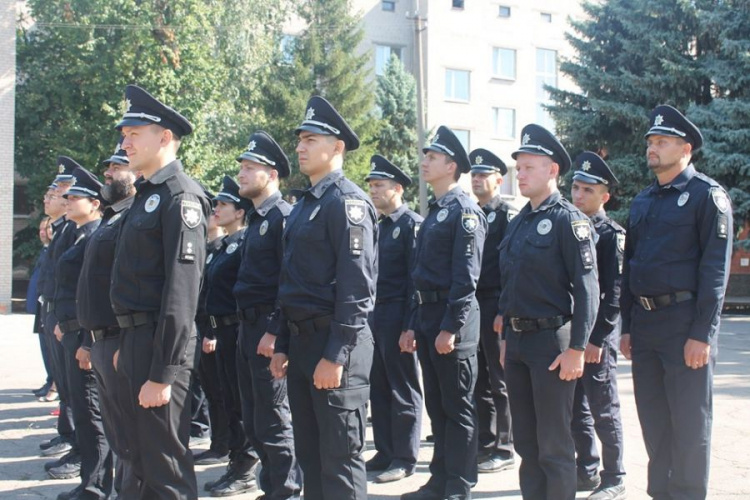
[640,297,654,311]
[510,318,521,332]
[416,291,424,305]
[210,316,217,329]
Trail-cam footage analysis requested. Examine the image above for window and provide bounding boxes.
[382,0,396,11]
[375,45,402,76]
[535,48,558,129]
[492,47,516,80]
[279,35,296,64]
[540,12,552,23]
[492,107,516,139]
[498,5,511,17]
[452,0,465,9]
[445,69,470,101]
[453,129,470,151]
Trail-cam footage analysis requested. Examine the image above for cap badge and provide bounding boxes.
[436,208,449,222]
[537,218,552,235]
[58,164,65,174]
[144,194,161,213]
[677,191,690,207]
[371,161,377,169]
[654,114,664,126]
[247,140,256,151]
[113,144,120,154]
[581,160,591,171]
[125,98,132,112]
[522,133,531,145]
[305,107,315,120]
[433,134,440,144]
[475,155,483,165]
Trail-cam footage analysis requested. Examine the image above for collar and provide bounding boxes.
[482,194,504,212]
[383,203,408,223]
[649,164,696,193]
[430,186,463,208]
[591,208,607,224]
[529,191,562,213]
[51,216,66,230]
[75,218,101,238]
[251,190,282,218]
[306,169,344,199]
[222,229,244,247]
[105,195,135,218]
[143,160,182,187]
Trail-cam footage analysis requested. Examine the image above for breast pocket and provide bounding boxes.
[129,211,162,262]
[295,220,334,283]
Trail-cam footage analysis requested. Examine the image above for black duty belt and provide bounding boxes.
[45,301,54,314]
[415,289,450,305]
[116,312,158,329]
[91,326,121,343]
[638,291,696,311]
[209,313,240,329]
[287,315,333,336]
[509,315,570,333]
[58,319,82,334]
[237,304,275,324]
[375,297,405,305]
[475,288,500,300]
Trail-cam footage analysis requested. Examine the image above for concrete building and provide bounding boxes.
[1,0,17,313]
[353,0,585,196]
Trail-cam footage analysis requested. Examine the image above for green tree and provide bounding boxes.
[257,0,377,192]
[376,55,419,206]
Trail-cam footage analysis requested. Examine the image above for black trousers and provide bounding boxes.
[475,296,513,459]
[571,334,625,486]
[631,302,714,500]
[37,324,54,385]
[369,300,422,471]
[61,330,113,499]
[91,334,139,497]
[198,342,230,454]
[116,324,197,499]
[189,337,211,440]
[505,324,577,500]
[286,318,372,500]
[237,316,300,498]
[415,299,479,498]
[45,311,76,444]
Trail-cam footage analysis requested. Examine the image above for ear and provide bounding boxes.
[333,139,345,156]
[549,161,560,178]
[160,127,174,147]
[236,208,246,222]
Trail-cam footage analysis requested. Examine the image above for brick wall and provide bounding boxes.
[0,0,16,314]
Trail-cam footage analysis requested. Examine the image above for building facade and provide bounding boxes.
[1,0,17,313]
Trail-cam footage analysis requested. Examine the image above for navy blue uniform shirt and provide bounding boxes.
[277,169,378,365]
[497,191,599,349]
[621,165,732,343]
[110,160,210,385]
[410,186,487,334]
[478,195,517,292]
[589,209,625,347]
[41,217,77,303]
[205,230,244,317]
[196,237,225,339]
[54,219,102,324]
[376,203,422,330]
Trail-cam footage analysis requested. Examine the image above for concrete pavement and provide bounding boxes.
[0,313,748,499]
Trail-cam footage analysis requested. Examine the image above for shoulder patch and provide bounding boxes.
[711,188,730,214]
[616,232,625,253]
[462,213,479,233]
[181,200,203,229]
[345,199,367,225]
[571,219,591,241]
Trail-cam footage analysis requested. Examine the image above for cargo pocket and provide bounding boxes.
[324,385,370,457]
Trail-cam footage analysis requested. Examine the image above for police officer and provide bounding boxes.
[201,175,261,496]
[40,159,81,472]
[76,142,139,499]
[233,131,302,499]
[110,84,210,499]
[496,124,599,500]
[620,105,732,500]
[569,152,627,500]
[53,165,112,499]
[364,155,423,484]
[270,96,377,500]
[468,148,517,474]
[400,126,487,500]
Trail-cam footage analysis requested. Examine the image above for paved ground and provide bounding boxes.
[0,313,748,499]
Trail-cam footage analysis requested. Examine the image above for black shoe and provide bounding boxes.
[189,435,211,448]
[194,449,230,465]
[588,483,627,500]
[56,485,83,500]
[445,495,471,500]
[44,450,77,471]
[577,473,602,491]
[40,440,72,457]
[47,459,81,480]
[365,453,390,471]
[401,484,443,500]
[477,454,515,473]
[210,476,257,497]
[374,466,413,483]
[205,461,238,492]
[33,382,53,398]
[39,435,63,451]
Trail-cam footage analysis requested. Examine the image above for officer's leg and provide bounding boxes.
[571,378,600,481]
[661,334,714,500]
[432,350,478,497]
[380,304,422,470]
[245,320,301,498]
[581,338,625,487]
[632,334,672,499]
[477,297,513,460]
[416,330,447,494]
[121,325,198,499]
[189,340,211,441]
[504,330,546,499]
[115,331,145,487]
[47,314,76,444]
[369,316,394,464]
[198,345,230,455]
